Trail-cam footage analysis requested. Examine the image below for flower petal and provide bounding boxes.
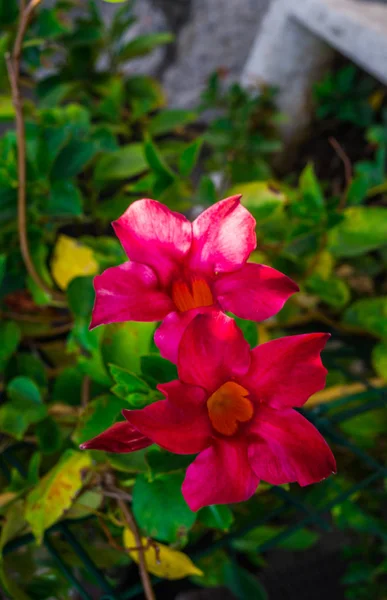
[113,199,192,287]
[248,406,336,486]
[90,262,174,329]
[241,333,330,408]
[154,307,216,364]
[79,421,152,453]
[182,438,259,511]
[214,263,299,321]
[123,382,212,455]
[178,312,251,393]
[190,196,256,275]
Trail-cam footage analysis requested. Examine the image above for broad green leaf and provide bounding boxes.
[0,96,14,120]
[25,450,91,544]
[144,136,175,184]
[305,274,350,308]
[199,505,234,531]
[372,341,387,380]
[233,317,258,348]
[107,449,149,473]
[328,207,387,257]
[133,473,196,543]
[145,448,192,475]
[51,140,96,179]
[36,417,62,455]
[117,32,173,62]
[67,276,95,319]
[46,180,83,216]
[0,321,20,372]
[178,138,203,177]
[342,297,387,337]
[191,550,231,588]
[140,354,178,386]
[102,322,154,375]
[0,377,47,440]
[94,143,148,182]
[223,563,268,600]
[230,180,286,221]
[109,364,156,407]
[51,236,98,290]
[340,409,387,448]
[123,528,203,579]
[52,366,83,405]
[149,109,197,137]
[72,394,125,445]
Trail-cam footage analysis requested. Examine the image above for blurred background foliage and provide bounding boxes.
[0,1,386,599]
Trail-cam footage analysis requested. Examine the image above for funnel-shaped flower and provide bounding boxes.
[81,314,336,511]
[90,197,298,362]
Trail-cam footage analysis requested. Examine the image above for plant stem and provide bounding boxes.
[117,498,156,600]
[6,0,66,304]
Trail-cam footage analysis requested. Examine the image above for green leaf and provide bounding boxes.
[149,109,197,137]
[233,317,258,348]
[51,140,96,179]
[36,417,62,455]
[223,563,268,600]
[0,377,47,440]
[94,143,148,182]
[199,505,234,531]
[146,447,192,475]
[144,135,175,183]
[230,180,286,221]
[102,322,155,375]
[0,96,14,121]
[305,274,350,308]
[140,354,178,386]
[178,138,203,177]
[109,364,153,407]
[340,409,387,448]
[342,297,387,337]
[52,366,83,405]
[72,394,125,446]
[46,180,83,216]
[25,450,91,544]
[328,207,387,257]
[372,341,387,379]
[117,32,173,62]
[133,473,196,543]
[0,321,20,372]
[67,276,95,319]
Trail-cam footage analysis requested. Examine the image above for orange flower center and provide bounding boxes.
[207,381,253,436]
[172,276,214,312]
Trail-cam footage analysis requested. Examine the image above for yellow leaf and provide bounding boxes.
[51,234,98,290]
[25,450,91,544]
[123,528,203,580]
[305,378,384,408]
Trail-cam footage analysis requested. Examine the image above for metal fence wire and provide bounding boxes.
[2,341,387,600]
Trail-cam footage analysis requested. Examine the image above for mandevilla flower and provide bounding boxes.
[90,196,298,362]
[81,313,336,511]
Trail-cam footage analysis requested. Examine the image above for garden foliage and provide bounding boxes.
[0,1,387,599]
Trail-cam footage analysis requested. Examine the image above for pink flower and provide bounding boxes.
[81,313,336,511]
[90,196,298,362]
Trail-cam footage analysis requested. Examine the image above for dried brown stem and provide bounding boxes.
[81,376,90,409]
[329,137,353,209]
[117,497,156,600]
[6,0,66,304]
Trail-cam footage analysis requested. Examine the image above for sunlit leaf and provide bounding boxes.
[328,207,387,257]
[25,450,91,544]
[51,235,98,290]
[123,528,203,579]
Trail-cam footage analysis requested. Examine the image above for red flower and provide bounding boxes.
[90,196,298,362]
[81,314,336,511]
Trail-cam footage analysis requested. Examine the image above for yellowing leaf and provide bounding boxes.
[51,235,98,290]
[123,528,203,580]
[25,450,91,544]
[305,378,384,408]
